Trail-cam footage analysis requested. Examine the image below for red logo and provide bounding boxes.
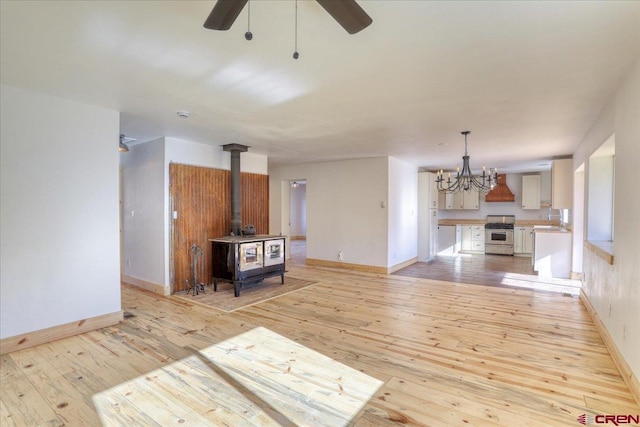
[577,414,640,425]
[578,414,591,425]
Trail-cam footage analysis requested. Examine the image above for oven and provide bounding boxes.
[264,238,285,266]
[238,241,263,271]
[485,229,514,245]
[485,215,515,256]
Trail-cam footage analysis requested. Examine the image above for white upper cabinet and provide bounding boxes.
[551,159,573,209]
[442,189,479,210]
[428,173,439,209]
[445,192,462,209]
[522,175,541,210]
[462,190,479,210]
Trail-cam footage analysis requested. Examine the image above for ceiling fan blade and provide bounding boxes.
[316,0,372,34]
[203,0,249,30]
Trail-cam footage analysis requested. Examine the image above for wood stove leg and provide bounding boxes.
[280,274,284,284]
[213,278,218,292]
[234,282,240,297]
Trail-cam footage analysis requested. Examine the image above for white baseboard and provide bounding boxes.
[121,274,169,295]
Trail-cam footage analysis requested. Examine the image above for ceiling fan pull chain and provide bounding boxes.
[293,0,300,59]
[245,0,253,40]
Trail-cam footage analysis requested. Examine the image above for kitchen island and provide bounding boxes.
[532,227,572,279]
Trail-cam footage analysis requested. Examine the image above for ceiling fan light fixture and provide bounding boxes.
[245,0,253,40]
[203,0,372,49]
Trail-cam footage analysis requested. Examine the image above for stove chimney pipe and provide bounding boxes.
[223,143,249,236]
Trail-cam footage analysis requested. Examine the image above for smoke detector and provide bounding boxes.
[176,111,190,118]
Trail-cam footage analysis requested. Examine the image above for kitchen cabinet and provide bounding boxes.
[437,225,457,255]
[444,192,461,209]
[461,225,473,251]
[430,212,438,259]
[522,175,541,210]
[462,190,480,209]
[514,226,533,254]
[418,172,439,261]
[429,173,439,209]
[552,159,573,209]
[461,225,485,252]
[471,225,485,251]
[442,190,479,210]
[533,228,572,278]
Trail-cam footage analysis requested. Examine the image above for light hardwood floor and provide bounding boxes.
[1,247,638,426]
[393,253,582,295]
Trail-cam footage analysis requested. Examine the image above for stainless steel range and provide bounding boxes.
[485,215,515,255]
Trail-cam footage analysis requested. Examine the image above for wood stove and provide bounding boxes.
[209,144,286,297]
[210,236,286,297]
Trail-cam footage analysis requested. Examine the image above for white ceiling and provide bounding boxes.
[1,1,638,173]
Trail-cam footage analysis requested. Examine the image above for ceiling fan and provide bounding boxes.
[203,0,373,35]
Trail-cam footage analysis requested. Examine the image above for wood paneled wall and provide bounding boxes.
[169,163,268,293]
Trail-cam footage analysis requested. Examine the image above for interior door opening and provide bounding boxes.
[289,180,307,263]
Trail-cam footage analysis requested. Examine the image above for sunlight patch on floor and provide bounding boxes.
[499,271,581,295]
[92,327,383,426]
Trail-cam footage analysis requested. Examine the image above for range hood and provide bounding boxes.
[485,174,515,202]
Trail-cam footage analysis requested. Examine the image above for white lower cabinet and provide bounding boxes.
[514,227,533,254]
[471,226,485,251]
[460,224,484,253]
[461,226,473,251]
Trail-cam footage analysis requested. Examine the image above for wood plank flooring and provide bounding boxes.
[394,253,582,295]
[1,247,637,426]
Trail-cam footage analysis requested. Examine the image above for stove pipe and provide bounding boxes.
[223,143,249,236]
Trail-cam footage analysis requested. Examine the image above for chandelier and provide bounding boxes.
[436,131,498,194]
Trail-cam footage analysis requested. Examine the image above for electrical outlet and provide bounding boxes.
[338,251,343,261]
[127,259,131,268]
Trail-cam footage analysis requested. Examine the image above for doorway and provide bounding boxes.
[289,180,307,262]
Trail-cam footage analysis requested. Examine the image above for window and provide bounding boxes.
[586,134,615,260]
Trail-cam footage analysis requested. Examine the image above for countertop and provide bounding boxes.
[438,219,560,227]
[532,226,572,234]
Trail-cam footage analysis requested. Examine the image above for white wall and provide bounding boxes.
[270,158,390,267]
[121,137,268,292]
[388,157,418,266]
[0,84,121,339]
[120,138,166,288]
[438,172,553,220]
[164,137,268,174]
[573,59,640,382]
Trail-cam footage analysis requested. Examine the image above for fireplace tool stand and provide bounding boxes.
[186,244,205,296]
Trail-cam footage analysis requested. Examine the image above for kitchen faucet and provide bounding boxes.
[548,207,567,229]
